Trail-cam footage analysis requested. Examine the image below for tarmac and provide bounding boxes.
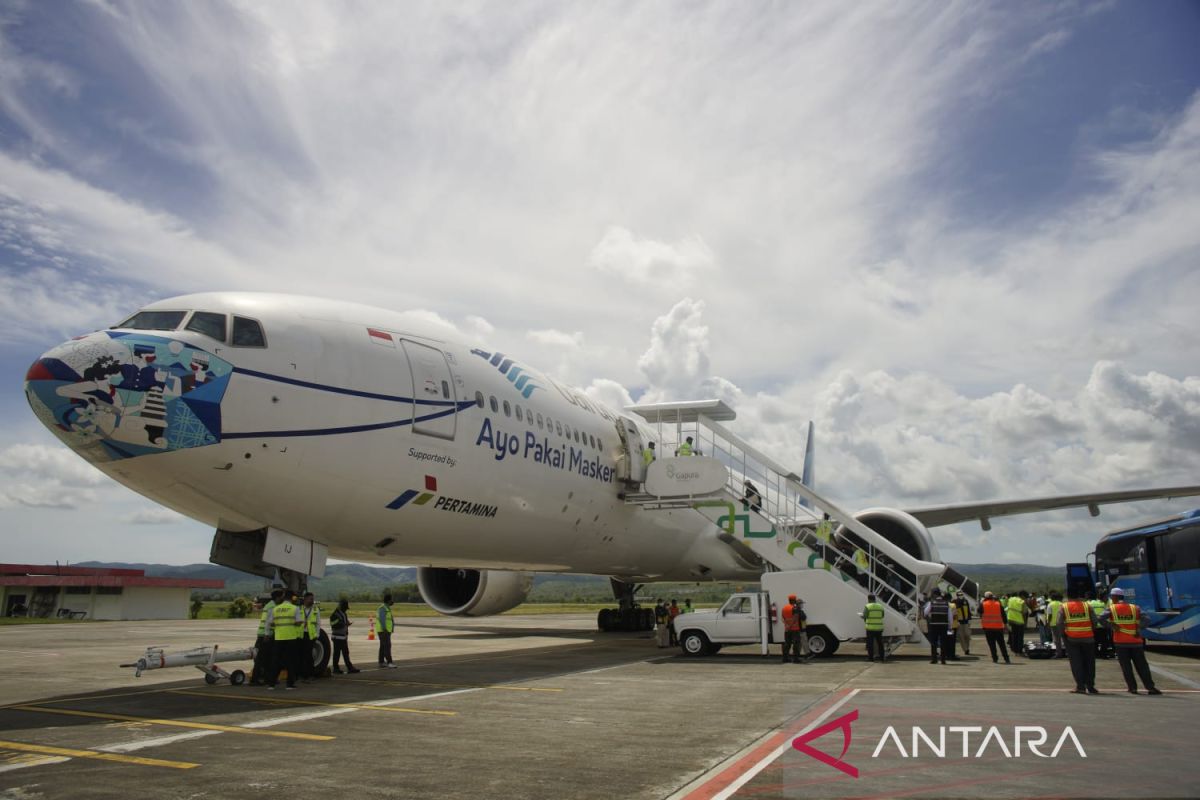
[0,615,1197,800]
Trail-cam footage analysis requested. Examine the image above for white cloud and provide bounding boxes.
[1,4,1198,566]
[125,507,184,525]
[588,226,715,285]
[526,328,584,348]
[0,443,113,510]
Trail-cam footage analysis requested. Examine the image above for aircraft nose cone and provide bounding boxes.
[24,331,234,463]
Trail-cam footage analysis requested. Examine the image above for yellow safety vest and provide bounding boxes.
[302,605,319,639]
[377,603,394,634]
[257,600,275,636]
[814,520,833,542]
[863,603,885,632]
[678,441,693,456]
[273,601,301,641]
[1046,600,1063,627]
[1006,597,1026,624]
[854,549,869,570]
[642,448,655,465]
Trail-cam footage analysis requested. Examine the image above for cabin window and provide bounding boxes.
[555,421,563,436]
[185,311,227,342]
[489,396,499,413]
[116,310,187,331]
[475,391,484,409]
[515,405,523,422]
[589,434,597,449]
[537,413,544,429]
[503,400,512,417]
[231,316,267,347]
[441,380,450,399]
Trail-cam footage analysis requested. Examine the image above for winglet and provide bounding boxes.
[801,420,815,490]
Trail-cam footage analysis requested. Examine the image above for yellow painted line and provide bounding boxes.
[10,705,333,740]
[0,739,198,770]
[348,678,562,693]
[1,686,174,710]
[169,690,457,716]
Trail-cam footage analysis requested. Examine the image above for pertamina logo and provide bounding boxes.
[386,475,498,518]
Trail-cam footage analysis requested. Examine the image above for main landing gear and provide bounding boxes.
[597,578,654,632]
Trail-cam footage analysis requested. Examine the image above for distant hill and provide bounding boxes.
[75,560,1066,602]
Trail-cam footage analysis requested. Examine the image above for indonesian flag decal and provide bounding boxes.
[368,328,395,347]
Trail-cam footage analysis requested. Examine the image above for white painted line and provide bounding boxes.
[0,755,71,773]
[1149,664,1200,689]
[709,689,860,800]
[101,731,219,753]
[99,686,482,752]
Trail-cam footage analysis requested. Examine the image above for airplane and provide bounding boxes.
[23,292,1200,636]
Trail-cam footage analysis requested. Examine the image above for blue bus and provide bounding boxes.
[1083,509,1200,645]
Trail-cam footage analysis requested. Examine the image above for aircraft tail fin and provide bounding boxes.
[801,420,815,491]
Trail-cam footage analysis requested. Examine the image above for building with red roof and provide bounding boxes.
[1,564,224,621]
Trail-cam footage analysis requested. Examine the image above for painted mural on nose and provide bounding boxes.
[24,331,233,463]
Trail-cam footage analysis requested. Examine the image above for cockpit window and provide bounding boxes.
[115,310,187,331]
[185,311,227,342]
[231,316,266,347]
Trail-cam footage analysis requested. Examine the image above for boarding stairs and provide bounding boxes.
[625,402,949,648]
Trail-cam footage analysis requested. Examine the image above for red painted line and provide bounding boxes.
[679,689,854,800]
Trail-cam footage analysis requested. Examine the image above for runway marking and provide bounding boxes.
[1,686,179,709]
[98,687,481,754]
[0,739,198,770]
[169,689,458,716]
[9,705,334,740]
[1149,664,1200,689]
[0,751,71,773]
[674,688,862,800]
[345,678,563,692]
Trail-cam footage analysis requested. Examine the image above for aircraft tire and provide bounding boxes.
[597,608,614,631]
[311,630,331,675]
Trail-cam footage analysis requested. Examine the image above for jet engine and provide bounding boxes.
[416,567,534,617]
[847,508,941,563]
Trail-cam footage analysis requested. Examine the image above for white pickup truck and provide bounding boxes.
[672,570,921,658]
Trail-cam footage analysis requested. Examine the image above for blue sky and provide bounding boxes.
[1,1,1199,569]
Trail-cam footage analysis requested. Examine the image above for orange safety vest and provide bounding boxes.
[782,603,801,632]
[980,599,1005,630]
[1110,602,1143,646]
[1063,600,1094,640]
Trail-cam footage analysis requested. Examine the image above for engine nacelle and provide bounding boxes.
[416,567,534,617]
[847,507,942,564]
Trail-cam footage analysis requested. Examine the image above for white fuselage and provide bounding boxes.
[26,292,756,583]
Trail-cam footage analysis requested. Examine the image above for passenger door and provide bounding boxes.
[1148,534,1177,611]
[402,340,457,440]
[715,595,759,641]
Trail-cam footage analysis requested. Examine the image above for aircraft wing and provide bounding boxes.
[905,485,1200,530]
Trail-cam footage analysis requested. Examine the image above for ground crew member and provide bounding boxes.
[1006,591,1029,656]
[1107,587,1162,695]
[668,599,681,646]
[377,593,397,668]
[250,588,282,685]
[980,591,1011,664]
[862,593,886,663]
[1059,590,1099,694]
[654,598,669,648]
[267,592,302,690]
[954,591,971,656]
[781,594,810,663]
[853,547,870,587]
[1046,591,1066,658]
[677,436,694,456]
[1088,591,1114,660]
[642,441,656,465]
[925,589,953,664]
[683,599,696,614]
[329,598,359,674]
[299,592,320,682]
